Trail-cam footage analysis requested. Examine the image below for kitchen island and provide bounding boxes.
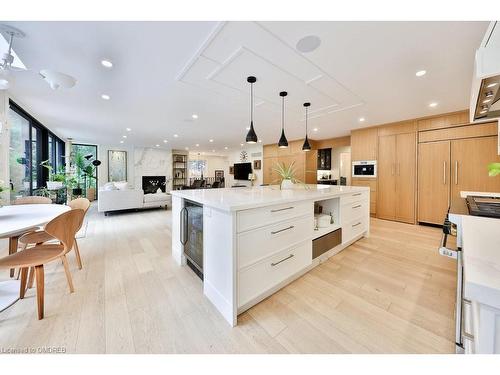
[170,184,370,326]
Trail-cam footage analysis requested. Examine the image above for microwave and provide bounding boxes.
[352,160,377,178]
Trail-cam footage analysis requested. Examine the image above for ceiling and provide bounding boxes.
[1,21,489,154]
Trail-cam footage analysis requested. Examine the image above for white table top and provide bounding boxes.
[0,204,70,237]
[170,184,369,211]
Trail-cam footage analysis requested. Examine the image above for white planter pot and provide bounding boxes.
[280,179,294,190]
[47,181,63,190]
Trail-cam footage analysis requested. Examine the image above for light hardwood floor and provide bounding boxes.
[0,205,456,353]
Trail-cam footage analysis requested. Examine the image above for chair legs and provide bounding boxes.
[35,265,44,320]
[61,255,75,293]
[8,236,19,278]
[73,239,83,270]
[27,267,35,289]
[19,268,28,299]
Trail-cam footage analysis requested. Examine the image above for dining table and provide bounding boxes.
[0,203,70,312]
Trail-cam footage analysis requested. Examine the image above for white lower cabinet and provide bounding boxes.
[238,240,312,308]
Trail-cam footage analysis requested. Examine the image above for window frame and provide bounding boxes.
[9,100,66,195]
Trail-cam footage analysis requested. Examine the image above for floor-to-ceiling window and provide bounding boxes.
[8,100,66,200]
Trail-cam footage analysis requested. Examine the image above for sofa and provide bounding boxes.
[98,181,171,215]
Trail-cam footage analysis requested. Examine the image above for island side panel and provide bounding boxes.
[203,206,237,326]
[171,195,185,266]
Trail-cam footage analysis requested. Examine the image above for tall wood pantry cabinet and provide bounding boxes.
[418,135,500,225]
[377,132,416,224]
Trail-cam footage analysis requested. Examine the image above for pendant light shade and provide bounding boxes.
[278,91,288,148]
[302,102,312,151]
[245,76,258,144]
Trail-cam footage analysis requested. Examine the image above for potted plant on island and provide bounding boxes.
[273,161,304,190]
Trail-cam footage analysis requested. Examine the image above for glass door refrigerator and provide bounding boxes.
[180,199,203,279]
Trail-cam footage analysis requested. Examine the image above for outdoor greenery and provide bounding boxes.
[488,163,500,177]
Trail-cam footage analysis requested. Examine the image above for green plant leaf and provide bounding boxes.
[488,162,500,177]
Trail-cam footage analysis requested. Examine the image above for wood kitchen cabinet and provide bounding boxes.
[377,133,416,224]
[351,127,378,161]
[418,141,451,225]
[451,136,500,201]
[417,135,500,225]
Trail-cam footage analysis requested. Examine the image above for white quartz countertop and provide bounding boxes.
[462,214,500,309]
[170,184,369,211]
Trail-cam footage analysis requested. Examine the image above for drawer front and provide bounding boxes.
[238,214,313,269]
[341,198,369,224]
[238,241,312,308]
[342,216,368,244]
[341,190,369,205]
[237,201,312,233]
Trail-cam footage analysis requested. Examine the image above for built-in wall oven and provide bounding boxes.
[180,199,203,280]
[352,160,377,178]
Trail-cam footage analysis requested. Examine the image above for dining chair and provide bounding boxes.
[6,196,52,277]
[18,198,90,289]
[0,209,84,319]
[13,196,52,205]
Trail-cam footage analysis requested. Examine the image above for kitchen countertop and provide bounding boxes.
[462,214,500,309]
[170,184,369,211]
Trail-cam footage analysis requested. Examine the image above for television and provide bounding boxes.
[233,162,252,180]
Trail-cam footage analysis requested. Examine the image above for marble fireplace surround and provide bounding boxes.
[134,147,172,192]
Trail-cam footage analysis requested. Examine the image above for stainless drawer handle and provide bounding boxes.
[352,204,362,209]
[271,206,294,213]
[352,222,362,227]
[271,254,294,267]
[271,225,295,235]
[352,193,362,196]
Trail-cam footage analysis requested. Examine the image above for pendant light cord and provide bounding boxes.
[305,106,308,134]
[281,96,284,131]
[250,82,254,122]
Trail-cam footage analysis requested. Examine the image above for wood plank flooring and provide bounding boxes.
[0,205,456,353]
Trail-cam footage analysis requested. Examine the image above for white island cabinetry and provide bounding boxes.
[171,185,370,326]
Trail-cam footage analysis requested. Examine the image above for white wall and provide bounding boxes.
[226,144,263,187]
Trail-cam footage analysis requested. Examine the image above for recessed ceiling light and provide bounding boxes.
[313,128,318,132]
[101,94,110,100]
[156,144,160,147]
[185,147,189,150]
[173,134,179,138]
[483,99,492,104]
[246,127,250,131]
[101,59,113,68]
[126,128,131,132]
[240,143,244,147]
[429,102,438,108]
[415,70,426,77]
[487,82,498,88]
[196,144,199,147]
[224,146,228,150]
[120,140,124,144]
[359,117,365,122]
[209,139,214,143]
[192,114,198,119]
[163,140,168,143]
[122,135,127,138]
[296,35,321,53]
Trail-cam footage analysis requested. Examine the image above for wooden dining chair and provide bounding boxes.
[0,209,84,319]
[7,196,52,277]
[18,198,90,289]
[13,196,52,205]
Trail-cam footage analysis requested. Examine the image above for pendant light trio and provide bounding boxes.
[244,76,312,152]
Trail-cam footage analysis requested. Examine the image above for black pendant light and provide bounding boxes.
[302,102,312,151]
[278,91,288,148]
[245,76,258,144]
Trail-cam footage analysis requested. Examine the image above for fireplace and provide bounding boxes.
[142,176,166,194]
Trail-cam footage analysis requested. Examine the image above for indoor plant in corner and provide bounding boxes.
[273,161,303,190]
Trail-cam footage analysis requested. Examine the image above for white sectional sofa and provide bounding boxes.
[98,182,171,215]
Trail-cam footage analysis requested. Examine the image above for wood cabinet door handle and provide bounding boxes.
[443,161,446,185]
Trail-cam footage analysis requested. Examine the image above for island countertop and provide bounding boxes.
[170,184,370,211]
